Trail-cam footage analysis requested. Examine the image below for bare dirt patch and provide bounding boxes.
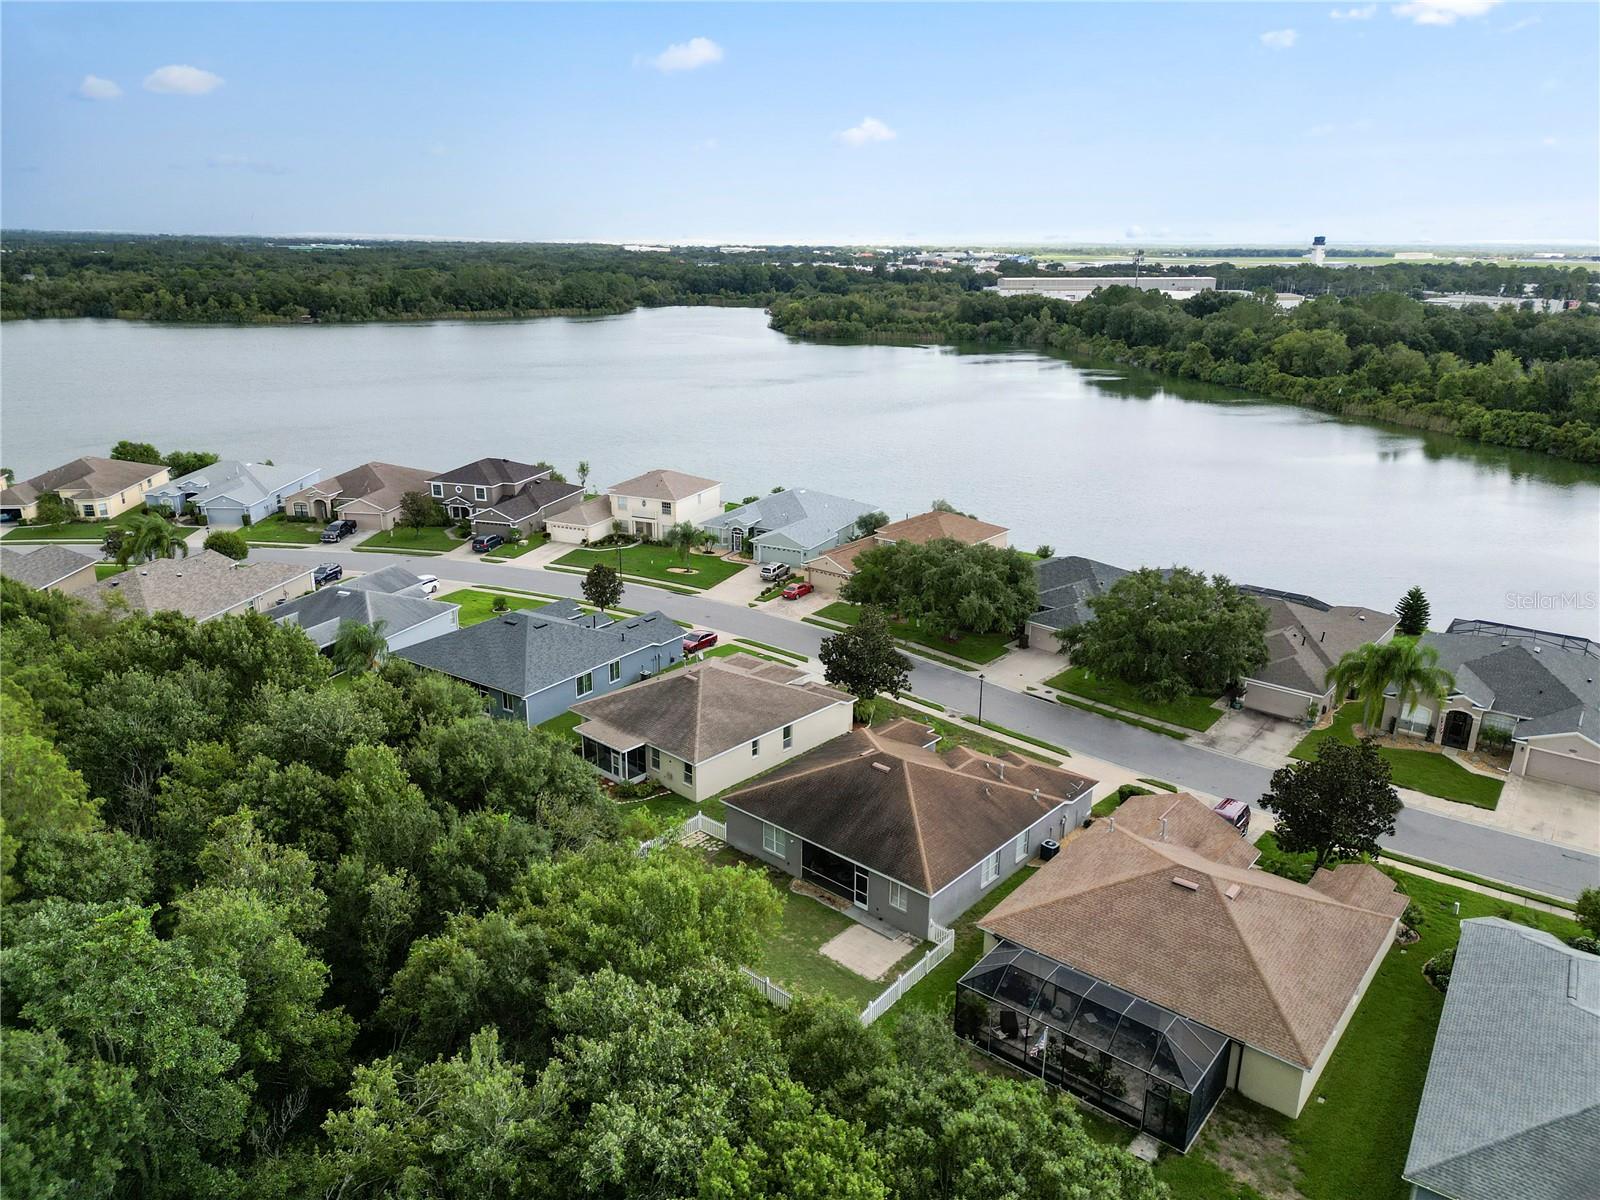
[666,566,700,575]
[1190,1096,1304,1200]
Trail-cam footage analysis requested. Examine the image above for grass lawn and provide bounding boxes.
[354,525,463,554]
[482,533,548,561]
[1045,666,1222,733]
[94,563,127,580]
[1090,783,1155,819]
[1,515,140,542]
[438,588,525,626]
[1292,704,1503,810]
[535,710,583,742]
[242,514,326,545]
[554,544,749,590]
[815,601,1013,665]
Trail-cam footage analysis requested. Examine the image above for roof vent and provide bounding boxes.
[871,761,892,773]
[1533,646,1542,653]
[1158,817,1169,842]
[1358,614,1366,621]
[1171,876,1200,891]
[1224,884,1242,900]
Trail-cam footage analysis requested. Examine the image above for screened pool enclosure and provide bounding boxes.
[955,945,1230,1150]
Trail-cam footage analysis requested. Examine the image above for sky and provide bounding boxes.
[2,1,1596,246]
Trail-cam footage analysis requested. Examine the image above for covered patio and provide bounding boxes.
[578,731,648,784]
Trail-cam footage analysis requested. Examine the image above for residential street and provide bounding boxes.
[258,545,1600,900]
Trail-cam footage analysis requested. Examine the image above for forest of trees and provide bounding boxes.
[0,577,1162,1200]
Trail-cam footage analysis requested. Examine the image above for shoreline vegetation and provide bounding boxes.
[4,235,1597,462]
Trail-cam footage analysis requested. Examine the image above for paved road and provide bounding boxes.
[260,546,1600,900]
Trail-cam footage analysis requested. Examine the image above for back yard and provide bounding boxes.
[1292,704,1503,809]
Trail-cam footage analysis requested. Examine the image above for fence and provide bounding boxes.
[859,920,956,1026]
[739,967,793,1008]
[638,810,728,853]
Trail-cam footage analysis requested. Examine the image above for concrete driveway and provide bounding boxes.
[1191,708,1307,768]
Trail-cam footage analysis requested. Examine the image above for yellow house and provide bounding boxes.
[1,456,171,523]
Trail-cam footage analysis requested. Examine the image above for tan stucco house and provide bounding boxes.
[1,456,170,523]
[547,469,722,545]
[805,509,1010,595]
[0,545,100,595]
[91,550,314,622]
[283,461,437,530]
[571,653,853,802]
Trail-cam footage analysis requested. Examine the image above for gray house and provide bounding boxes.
[1403,918,1599,1200]
[701,488,875,566]
[426,457,581,538]
[145,460,322,526]
[723,718,1096,939]
[1025,555,1130,649]
[393,603,682,726]
[272,586,460,654]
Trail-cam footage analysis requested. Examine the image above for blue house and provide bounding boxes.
[145,460,322,526]
[700,488,876,566]
[393,602,683,726]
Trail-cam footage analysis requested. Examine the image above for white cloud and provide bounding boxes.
[648,37,724,72]
[836,116,896,147]
[1391,0,1501,26]
[76,74,122,101]
[1330,5,1377,18]
[143,64,224,95]
[1261,28,1299,48]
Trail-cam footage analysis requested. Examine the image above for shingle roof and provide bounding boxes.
[476,479,583,521]
[271,586,458,649]
[288,461,436,514]
[608,469,719,502]
[546,496,615,528]
[428,458,551,488]
[1405,630,1600,741]
[571,658,850,762]
[2,456,167,508]
[91,550,313,621]
[982,819,1402,1068]
[703,489,876,552]
[723,726,1095,892]
[1309,863,1411,919]
[1403,919,1600,1200]
[1107,791,1262,870]
[0,545,98,590]
[341,564,426,595]
[1030,555,1131,631]
[393,606,678,697]
[157,461,320,509]
[878,510,1008,545]
[1242,587,1397,696]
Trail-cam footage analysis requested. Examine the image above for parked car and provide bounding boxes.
[683,629,718,654]
[413,573,439,595]
[1213,798,1250,836]
[313,563,343,587]
[759,562,791,583]
[781,581,813,601]
[320,519,359,543]
[471,533,504,553]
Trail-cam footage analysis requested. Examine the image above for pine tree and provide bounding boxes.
[1395,586,1431,637]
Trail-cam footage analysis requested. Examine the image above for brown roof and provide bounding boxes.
[92,549,313,621]
[1310,863,1412,919]
[1245,591,1399,697]
[570,657,850,763]
[723,726,1096,893]
[805,509,1008,575]
[982,823,1403,1068]
[288,461,436,515]
[1109,791,1262,870]
[547,496,615,528]
[608,469,720,502]
[2,456,167,506]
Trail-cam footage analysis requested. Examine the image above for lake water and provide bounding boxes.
[4,306,1597,635]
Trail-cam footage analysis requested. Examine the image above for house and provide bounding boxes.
[1382,621,1599,793]
[701,489,877,566]
[1237,586,1398,721]
[272,585,459,654]
[804,509,1009,595]
[282,461,437,530]
[426,458,581,538]
[1,456,170,523]
[340,564,437,597]
[571,654,853,800]
[90,550,314,621]
[145,461,322,526]
[1402,919,1599,1200]
[0,545,100,594]
[393,603,682,726]
[546,468,723,545]
[966,792,1405,1148]
[723,718,1096,939]
[1025,555,1130,649]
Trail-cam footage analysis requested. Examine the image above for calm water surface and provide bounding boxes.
[4,307,1596,635]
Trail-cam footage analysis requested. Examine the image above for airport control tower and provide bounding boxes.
[1309,235,1327,266]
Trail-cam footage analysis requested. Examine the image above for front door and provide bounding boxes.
[730,528,743,553]
[1441,710,1474,750]
[853,866,869,909]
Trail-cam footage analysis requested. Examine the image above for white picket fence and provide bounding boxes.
[638,810,728,853]
[740,967,794,1008]
[859,920,956,1026]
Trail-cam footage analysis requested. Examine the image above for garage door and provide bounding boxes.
[1241,683,1311,721]
[1524,746,1600,792]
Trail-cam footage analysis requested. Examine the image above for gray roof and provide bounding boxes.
[428,458,551,488]
[476,478,583,521]
[394,606,678,697]
[155,460,319,509]
[0,545,99,590]
[271,586,458,649]
[1401,628,1600,742]
[1403,919,1600,1200]
[91,550,313,621]
[547,496,615,528]
[1030,555,1131,631]
[1241,587,1397,697]
[701,489,875,552]
[341,564,427,595]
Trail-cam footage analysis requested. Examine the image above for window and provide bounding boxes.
[751,738,760,756]
[609,661,622,683]
[981,851,1000,887]
[500,692,516,713]
[97,503,108,516]
[293,503,308,516]
[474,486,487,501]
[430,482,444,498]
[576,672,593,697]
[661,501,673,516]
[888,880,908,911]
[762,823,788,857]
[650,747,661,771]
[782,724,794,749]
[682,761,694,785]
[81,503,95,517]
[617,496,628,510]
[1014,830,1029,864]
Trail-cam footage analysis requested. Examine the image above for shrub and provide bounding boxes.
[1035,544,1054,559]
[1401,901,1425,931]
[1423,946,1456,993]
[1574,887,1600,938]
[203,530,249,561]
[492,594,509,613]
[1569,935,1600,956]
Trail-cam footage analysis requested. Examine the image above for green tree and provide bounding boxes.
[1574,887,1600,938]
[118,513,190,565]
[329,619,389,675]
[819,606,911,704]
[854,510,890,538]
[1326,636,1454,734]
[203,529,249,561]
[162,449,220,478]
[665,518,700,561]
[33,492,75,526]
[1261,738,1402,871]
[1035,543,1055,559]
[398,489,443,533]
[581,562,624,611]
[1395,585,1431,636]
[845,540,1038,642]
[577,459,591,490]
[110,439,162,464]
[0,694,99,899]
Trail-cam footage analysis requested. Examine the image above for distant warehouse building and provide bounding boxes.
[992,276,1217,301]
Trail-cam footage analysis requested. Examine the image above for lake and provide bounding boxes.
[3,306,1597,636]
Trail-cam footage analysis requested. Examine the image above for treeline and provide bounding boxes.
[770,286,1600,462]
[0,578,1161,1200]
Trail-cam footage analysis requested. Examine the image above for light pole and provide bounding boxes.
[977,673,986,725]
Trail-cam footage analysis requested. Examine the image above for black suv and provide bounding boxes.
[321,519,359,543]
[471,533,505,553]
[313,563,343,587]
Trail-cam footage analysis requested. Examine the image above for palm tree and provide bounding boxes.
[665,520,699,563]
[1326,637,1454,735]
[330,619,388,675]
[118,513,190,566]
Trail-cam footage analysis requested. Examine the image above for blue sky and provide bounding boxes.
[3,2,1595,245]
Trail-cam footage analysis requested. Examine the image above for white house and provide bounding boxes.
[547,469,722,545]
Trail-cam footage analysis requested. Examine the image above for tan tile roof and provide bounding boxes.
[91,549,313,621]
[571,658,850,763]
[1310,863,1411,919]
[608,469,720,502]
[723,726,1096,892]
[3,456,166,506]
[982,823,1403,1068]
[876,510,1008,545]
[1109,791,1262,869]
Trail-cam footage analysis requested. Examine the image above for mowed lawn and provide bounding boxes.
[243,514,327,544]
[355,525,464,553]
[1045,666,1223,732]
[555,544,748,590]
[1292,704,1502,809]
[1,514,143,542]
[482,533,547,560]
[815,601,1013,665]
